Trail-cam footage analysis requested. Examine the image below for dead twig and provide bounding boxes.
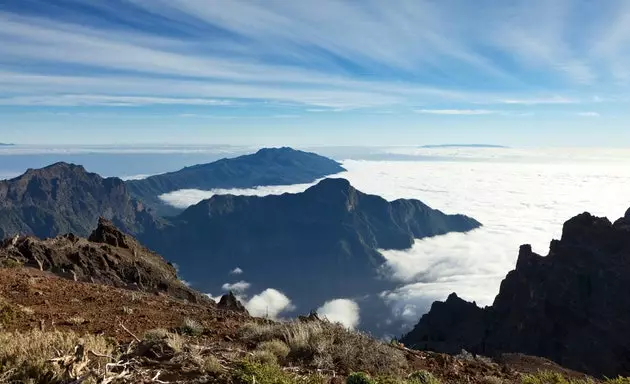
[120,322,141,343]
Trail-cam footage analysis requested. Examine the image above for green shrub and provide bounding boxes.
[409,370,441,384]
[233,360,293,384]
[347,372,375,384]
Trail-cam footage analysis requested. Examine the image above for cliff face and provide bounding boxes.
[0,218,208,304]
[401,210,630,378]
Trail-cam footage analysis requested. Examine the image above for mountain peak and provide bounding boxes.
[254,146,296,156]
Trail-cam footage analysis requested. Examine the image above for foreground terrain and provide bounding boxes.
[0,219,613,383]
[0,266,608,384]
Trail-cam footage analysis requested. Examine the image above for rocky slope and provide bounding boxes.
[143,178,481,315]
[0,162,161,239]
[126,147,345,214]
[401,209,630,378]
[0,217,207,304]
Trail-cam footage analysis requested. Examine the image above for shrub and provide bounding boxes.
[180,317,204,336]
[0,329,116,383]
[238,320,407,375]
[251,350,279,365]
[409,370,441,384]
[233,360,293,384]
[347,372,375,384]
[257,339,290,361]
[481,376,504,384]
[200,354,223,374]
[66,316,87,325]
[521,371,595,384]
[605,378,630,384]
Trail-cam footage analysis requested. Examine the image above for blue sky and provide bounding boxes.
[1,0,629,146]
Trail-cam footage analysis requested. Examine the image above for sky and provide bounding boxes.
[1,0,630,146]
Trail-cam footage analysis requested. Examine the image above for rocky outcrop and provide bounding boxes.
[217,291,248,314]
[0,162,163,239]
[0,218,209,304]
[401,209,630,377]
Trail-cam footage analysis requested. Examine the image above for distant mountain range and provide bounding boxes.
[0,143,14,147]
[401,209,630,378]
[126,147,345,215]
[420,144,508,148]
[141,177,481,311]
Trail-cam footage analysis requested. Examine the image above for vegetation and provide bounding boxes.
[180,317,204,336]
[0,329,116,383]
[238,319,408,375]
[409,370,441,384]
[347,372,376,384]
[520,371,630,384]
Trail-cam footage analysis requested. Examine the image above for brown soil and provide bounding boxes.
[0,267,246,342]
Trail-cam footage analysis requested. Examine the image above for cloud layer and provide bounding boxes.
[174,149,630,332]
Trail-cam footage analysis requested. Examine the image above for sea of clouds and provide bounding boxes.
[166,148,630,332]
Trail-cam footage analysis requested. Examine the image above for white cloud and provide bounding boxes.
[317,299,360,329]
[221,281,251,294]
[205,293,221,303]
[578,111,600,117]
[335,157,630,330]
[158,180,323,209]
[120,174,152,181]
[245,288,295,319]
[414,109,497,115]
[230,267,244,275]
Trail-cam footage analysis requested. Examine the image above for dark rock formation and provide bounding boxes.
[0,162,162,239]
[401,209,630,377]
[217,291,248,314]
[0,218,208,304]
[126,147,345,215]
[144,177,481,320]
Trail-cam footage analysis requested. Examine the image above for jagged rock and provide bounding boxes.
[217,291,248,314]
[0,219,211,305]
[299,311,322,323]
[402,210,630,378]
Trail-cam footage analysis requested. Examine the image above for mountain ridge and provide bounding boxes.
[126,147,345,215]
[143,177,481,320]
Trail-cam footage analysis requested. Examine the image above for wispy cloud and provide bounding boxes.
[0,0,626,116]
[578,111,601,117]
[415,109,498,115]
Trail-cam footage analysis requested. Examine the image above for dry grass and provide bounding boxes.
[0,329,116,383]
[238,319,408,375]
[66,316,87,325]
[257,339,290,361]
[180,317,204,336]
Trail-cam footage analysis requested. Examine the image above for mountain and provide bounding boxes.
[401,209,630,378]
[142,178,481,314]
[0,143,14,146]
[126,147,345,215]
[0,217,207,303]
[0,162,162,239]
